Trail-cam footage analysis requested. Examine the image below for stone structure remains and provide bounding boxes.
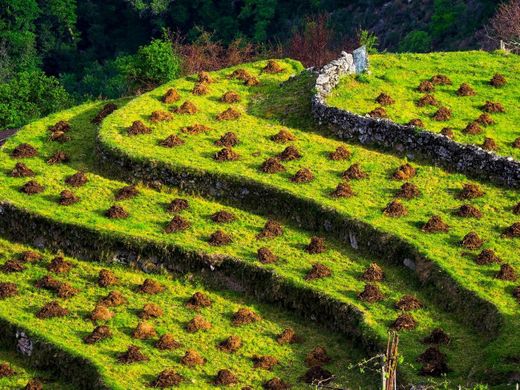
[312,47,520,188]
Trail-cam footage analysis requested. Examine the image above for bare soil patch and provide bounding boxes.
[391,313,417,331]
[36,301,69,319]
[475,249,501,265]
[263,60,284,73]
[20,251,42,263]
[1,259,25,273]
[455,204,482,218]
[92,103,117,124]
[221,91,241,103]
[150,110,173,122]
[12,143,38,158]
[329,146,351,160]
[47,256,73,274]
[495,264,517,281]
[361,263,384,282]
[461,232,484,250]
[271,129,296,143]
[11,162,34,177]
[25,379,43,390]
[232,308,261,326]
[423,328,451,345]
[105,205,129,219]
[514,202,520,215]
[368,107,388,118]
[0,362,16,378]
[156,334,181,350]
[165,215,191,233]
[257,247,277,264]
[513,137,520,148]
[139,303,163,319]
[208,230,232,246]
[151,369,183,388]
[0,282,18,299]
[306,236,326,254]
[181,124,210,135]
[219,336,242,353]
[244,75,260,86]
[159,134,184,147]
[302,366,333,385]
[305,346,331,367]
[139,279,164,295]
[513,286,520,304]
[375,92,395,106]
[416,94,438,107]
[396,182,420,199]
[331,182,354,198]
[98,291,127,307]
[490,73,506,87]
[440,127,454,139]
[98,269,117,287]
[277,328,300,345]
[65,171,88,187]
[198,71,213,83]
[407,118,424,127]
[59,190,79,206]
[417,347,449,377]
[167,198,189,213]
[215,132,239,147]
[162,88,181,104]
[383,200,408,217]
[418,81,435,92]
[49,121,70,133]
[214,147,240,161]
[457,183,484,199]
[503,222,520,238]
[118,345,149,364]
[186,315,212,333]
[213,369,238,386]
[90,305,113,322]
[186,292,212,310]
[431,74,452,85]
[192,82,209,95]
[476,113,494,126]
[395,295,423,311]
[358,283,384,303]
[261,157,285,173]
[393,163,416,180]
[482,137,498,151]
[278,145,301,161]
[263,377,291,389]
[305,263,331,281]
[342,163,368,180]
[433,107,451,121]
[482,101,504,113]
[47,151,69,165]
[456,83,476,96]
[174,101,198,115]
[20,180,44,195]
[257,220,283,240]
[291,168,314,183]
[127,120,151,135]
[253,355,279,370]
[464,122,482,135]
[181,349,205,366]
[216,108,241,121]
[115,185,138,201]
[132,321,157,339]
[422,215,449,233]
[211,210,235,223]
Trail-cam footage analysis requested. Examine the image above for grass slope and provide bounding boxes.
[0,92,497,385]
[327,51,520,160]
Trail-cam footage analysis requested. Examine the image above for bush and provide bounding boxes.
[398,30,432,53]
[0,70,71,129]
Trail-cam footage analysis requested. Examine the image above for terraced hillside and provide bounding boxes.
[0,57,518,388]
[327,51,520,161]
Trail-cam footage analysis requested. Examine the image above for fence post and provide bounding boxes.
[383,331,399,390]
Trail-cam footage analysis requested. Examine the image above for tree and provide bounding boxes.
[398,30,432,53]
[488,0,520,52]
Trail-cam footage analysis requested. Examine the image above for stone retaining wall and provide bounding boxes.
[311,48,520,188]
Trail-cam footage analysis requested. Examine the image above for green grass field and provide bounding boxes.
[0,57,518,387]
[326,51,520,160]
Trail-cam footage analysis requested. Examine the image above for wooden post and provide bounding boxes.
[383,331,399,390]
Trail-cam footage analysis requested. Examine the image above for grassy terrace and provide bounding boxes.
[0,238,373,389]
[326,51,520,160]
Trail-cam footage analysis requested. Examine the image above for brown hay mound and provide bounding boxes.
[25,379,43,390]
[482,137,498,151]
[232,308,261,326]
[358,284,384,303]
[213,369,238,386]
[215,132,239,147]
[496,264,517,281]
[1,259,25,273]
[306,236,326,254]
[263,60,284,73]
[90,305,113,322]
[513,202,520,215]
[278,145,302,161]
[513,137,520,148]
[12,143,38,158]
[56,282,79,298]
[396,182,420,199]
[50,130,70,143]
[464,122,482,135]
[0,282,18,299]
[244,75,260,86]
[92,103,117,124]
[423,328,451,345]
[331,182,354,198]
[36,301,69,319]
[422,215,449,233]
[186,315,212,333]
[229,69,252,81]
[47,151,69,165]
[98,269,117,287]
[127,120,151,135]
[461,232,484,250]
[192,82,209,95]
[98,290,126,307]
[105,205,129,219]
[305,346,331,367]
[151,369,183,388]
[181,349,205,366]
[482,101,504,113]
[257,247,277,264]
[132,321,157,339]
[159,134,184,147]
[490,73,506,87]
[65,171,88,187]
[216,108,241,121]
[302,366,333,385]
[150,110,173,122]
[221,91,240,103]
[375,93,395,106]
[431,74,452,85]
[433,107,451,121]
[11,162,34,177]
[418,81,435,92]
[47,256,73,274]
[167,198,189,213]
[156,334,181,350]
[162,88,180,104]
[391,313,417,331]
[174,101,198,114]
[257,220,283,240]
[475,249,501,265]
[417,347,450,377]
[329,146,351,160]
[393,163,416,180]
[476,113,494,126]
[271,129,296,143]
[253,355,278,370]
[361,263,384,282]
[305,263,331,281]
[140,303,163,319]
[455,204,482,218]
[261,157,286,173]
[395,295,423,311]
[291,168,314,183]
[440,127,454,139]
[139,279,164,295]
[20,180,44,195]
[457,83,475,96]
[383,200,408,217]
[458,183,485,199]
[59,190,79,206]
[368,107,388,118]
[115,185,138,201]
[49,120,70,133]
[181,123,210,134]
[263,378,291,389]
[198,71,213,83]
[407,118,424,127]
[416,94,438,107]
[0,362,16,378]
[214,147,240,161]
[503,222,520,238]
[208,230,232,246]
[118,345,148,364]
[20,251,42,263]
[276,328,300,345]
[34,275,61,291]
[186,292,212,310]
[219,335,242,353]
[211,210,236,223]
[165,215,191,233]
[342,163,368,180]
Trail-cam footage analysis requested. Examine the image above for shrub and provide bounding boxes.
[398,30,432,53]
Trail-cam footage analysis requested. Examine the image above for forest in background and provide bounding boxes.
[0,0,503,129]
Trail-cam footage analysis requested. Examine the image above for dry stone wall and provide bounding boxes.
[312,48,520,188]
